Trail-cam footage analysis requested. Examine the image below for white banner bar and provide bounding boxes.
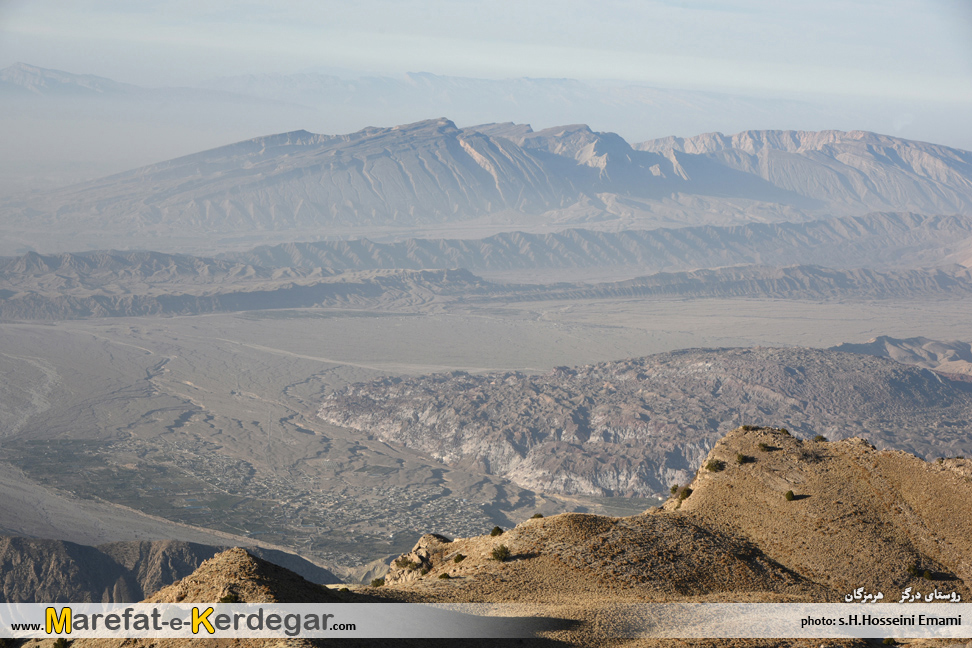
[1,603,969,639]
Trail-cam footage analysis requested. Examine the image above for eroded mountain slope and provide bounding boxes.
[318,348,972,497]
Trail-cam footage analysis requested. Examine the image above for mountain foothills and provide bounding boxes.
[5,212,972,320]
[3,117,972,254]
[318,348,972,497]
[225,211,972,274]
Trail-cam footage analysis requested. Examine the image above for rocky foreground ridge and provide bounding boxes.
[318,347,972,497]
[0,538,338,603]
[23,428,970,647]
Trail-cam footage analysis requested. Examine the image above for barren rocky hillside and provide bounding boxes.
[22,429,970,646]
[366,429,970,644]
[671,427,972,598]
[318,348,972,497]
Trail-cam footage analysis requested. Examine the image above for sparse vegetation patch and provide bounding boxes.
[784,490,795,501]
[453,554,466,563]
[490,526,504,537]
[491,544,511,561]
[705,459,725,472]
[370,578,385,587]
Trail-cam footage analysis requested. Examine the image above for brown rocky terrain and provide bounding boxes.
[19,429,970,646]
[366,427,970,644]
[0,538,338,603]
[318,348,972,498]
[669,427,972,598]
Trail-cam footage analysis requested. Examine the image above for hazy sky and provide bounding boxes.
[2,0,971,101]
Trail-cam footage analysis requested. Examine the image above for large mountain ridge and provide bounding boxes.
[4,118,972,254]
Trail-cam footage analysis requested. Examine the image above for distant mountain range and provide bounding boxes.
[8,61,970,197]
[226,212,972,274]
[3,253,972,320]
[3,116,971,255]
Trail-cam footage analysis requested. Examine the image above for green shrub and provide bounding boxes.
[53,640,71,648]
[677,487,692,501]
[490,526,504,537]
[453,554,466,563]
[779,428,790,435]
[705,459,725,472]
[339,587,350,593]
[438,573,451,579]
[784,490,795,501]
[882,639,896,645]
[218,592,240,603]
[420,568,429,575]
[813,434,828,442]
[530,513,544,519]
[907,564,919,577]
[741,425,758,431]
[923,570,934,580]
[394,557,419,570]
[736,453,754,465]
[670,484,679,495]
[370,578,385,587]
[757,442,770,451]
[491,544,511,561]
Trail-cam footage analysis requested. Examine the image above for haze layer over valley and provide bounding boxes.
[1,114,972,584]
